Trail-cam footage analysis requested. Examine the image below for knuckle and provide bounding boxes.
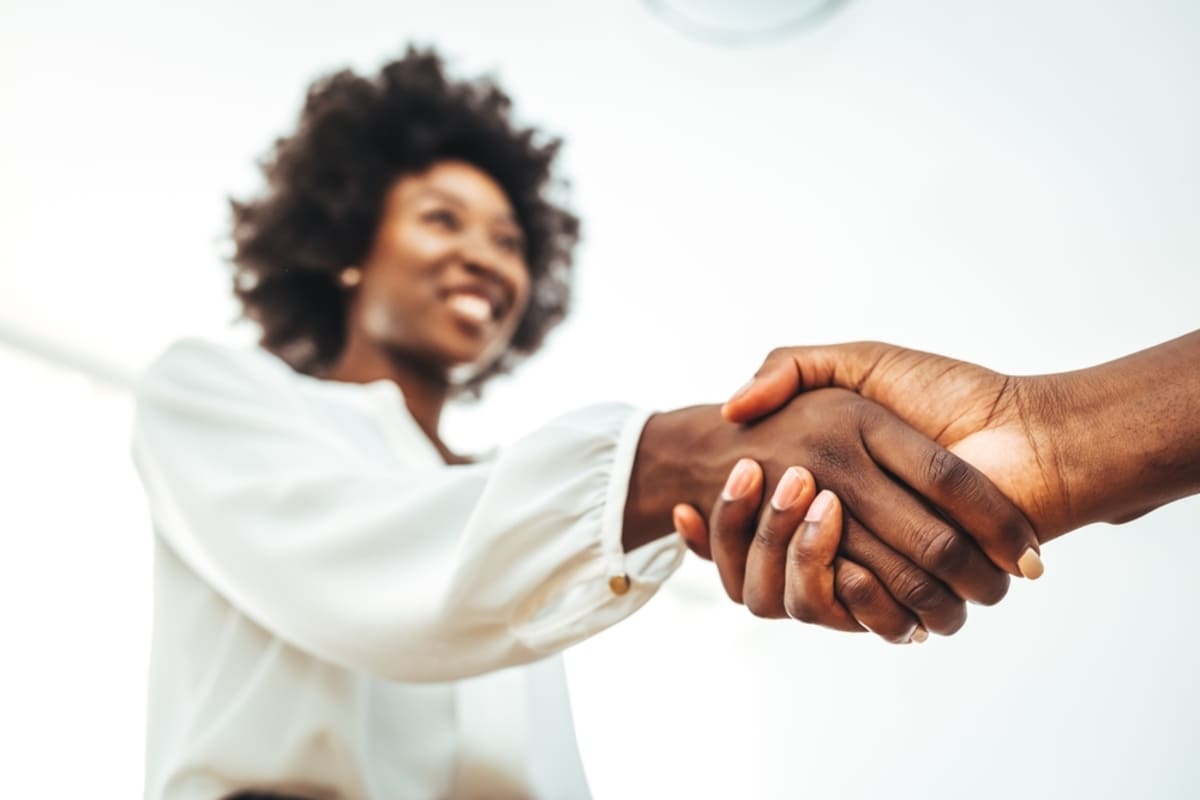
[938,612,967,637]
[996,514,1032,554]
[896,574,952,614]
[837,566,916,643]
[812,440,855,473]
[752,521,789,553]
[925,448,975,495]
[918,527,974,576]
[836,568,879,608]
[975,572,1012,607]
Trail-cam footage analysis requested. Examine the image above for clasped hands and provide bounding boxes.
[664,342,1057,644]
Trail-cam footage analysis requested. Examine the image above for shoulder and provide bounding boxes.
[134,338,301,411]
[141,337,288,381]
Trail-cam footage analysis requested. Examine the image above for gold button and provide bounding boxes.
[608,574,631,595]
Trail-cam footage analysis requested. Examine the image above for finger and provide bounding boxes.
[834,558,921,644]
[822,406,1012,604]
[722,343,888,424]
[782,489,863,632]
[672,503,712,560]
[840,472,1009,609]
[861,408,1042,581]
[742,466,818,619]
[709,458,764,604]
[840,517,967,636]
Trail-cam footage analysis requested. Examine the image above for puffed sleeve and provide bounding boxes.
[132,340,685,682]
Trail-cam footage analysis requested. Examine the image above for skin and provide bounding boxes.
[726,332,1200,540]
[324,160,531,464]
[321,157,1043,643]
[623,391,1040,641]
[683,331,1200,639]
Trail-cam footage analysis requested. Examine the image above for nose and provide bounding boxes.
[461,237,499,276]
[459,229,520,285]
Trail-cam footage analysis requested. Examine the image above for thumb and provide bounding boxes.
[722,343,887,424]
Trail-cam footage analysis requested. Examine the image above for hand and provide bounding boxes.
[722,342,1066,547]
[674,467,930,643]
[626,388,1041,639]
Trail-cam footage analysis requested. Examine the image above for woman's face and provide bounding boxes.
[347,160,532,375]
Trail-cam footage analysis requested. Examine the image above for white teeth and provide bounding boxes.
[446,293,493,323]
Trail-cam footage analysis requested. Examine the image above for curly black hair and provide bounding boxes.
[228,47,580,395]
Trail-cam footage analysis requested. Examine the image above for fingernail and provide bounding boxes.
[770,467,807,511]
[911,626,929,644]
[671,504,689,535]
[1017,546,1045,580]
[722,458,758,501]
[805,489,835,522]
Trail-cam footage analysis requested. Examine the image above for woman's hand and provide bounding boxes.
[674,468,930,643]
[625,388,1041,640]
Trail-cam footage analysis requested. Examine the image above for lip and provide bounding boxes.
[439,281,511,322]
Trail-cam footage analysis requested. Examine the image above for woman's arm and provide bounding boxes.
[134,340,684,683]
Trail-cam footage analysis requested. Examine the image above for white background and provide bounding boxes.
[1,0,1197,796]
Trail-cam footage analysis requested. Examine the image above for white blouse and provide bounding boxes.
[132,339,686,799]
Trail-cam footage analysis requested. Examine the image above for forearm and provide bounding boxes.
[1035,329,1200,535]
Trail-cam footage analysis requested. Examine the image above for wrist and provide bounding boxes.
[1008,374,1082,540]
[1019,368,1145,539]
[622,404,731,551]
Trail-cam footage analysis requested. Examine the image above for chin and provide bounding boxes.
[442,327,513,369]
[431,334,488,363]
[426,342,491,375]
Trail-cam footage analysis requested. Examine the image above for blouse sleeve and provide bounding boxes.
[131,340,685,682]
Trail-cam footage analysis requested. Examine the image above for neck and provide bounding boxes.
[324,334,453,457]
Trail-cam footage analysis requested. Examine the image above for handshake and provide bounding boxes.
[623,332,1200,643]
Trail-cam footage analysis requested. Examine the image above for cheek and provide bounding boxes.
[370,222,453,272]
[353,269,431,342]
[360,293,410,341]
[394,226,454,262]
[511,272,533,318]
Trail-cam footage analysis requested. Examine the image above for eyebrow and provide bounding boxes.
[415,187,519,226]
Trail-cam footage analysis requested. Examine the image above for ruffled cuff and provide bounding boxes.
[510,406,686,654]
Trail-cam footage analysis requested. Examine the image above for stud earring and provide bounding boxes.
[338,267,362,289]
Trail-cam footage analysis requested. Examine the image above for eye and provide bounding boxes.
[423,208,461,230]
[494,231,524,254]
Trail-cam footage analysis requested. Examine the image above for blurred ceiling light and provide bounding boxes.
[644,0,848,46]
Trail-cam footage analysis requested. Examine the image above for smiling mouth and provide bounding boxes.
[444,291,501,328]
